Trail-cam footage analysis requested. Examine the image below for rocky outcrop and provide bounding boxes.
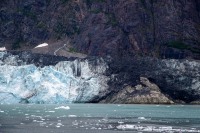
[100,77,174,104]
[0,0,200,59]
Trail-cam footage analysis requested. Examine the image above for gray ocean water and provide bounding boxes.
[0,104,200,133]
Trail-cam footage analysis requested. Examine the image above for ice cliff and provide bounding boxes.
[0,52,109,104]
[0,51,200,104]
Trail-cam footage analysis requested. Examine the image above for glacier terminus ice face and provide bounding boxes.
[0,52,109,104]
[1,51,200,104]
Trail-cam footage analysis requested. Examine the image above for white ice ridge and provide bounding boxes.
[34,43,48,48]
[0,52,109,104]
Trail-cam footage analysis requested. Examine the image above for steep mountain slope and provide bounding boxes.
[0,0,200,59]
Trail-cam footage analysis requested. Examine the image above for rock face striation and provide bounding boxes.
[0,52,199,104]
[0,0,200,59]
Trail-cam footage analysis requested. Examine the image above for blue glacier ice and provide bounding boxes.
[0,52,109,104]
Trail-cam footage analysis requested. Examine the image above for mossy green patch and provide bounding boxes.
[167,41,189,50]
[36,22,47,29]
[167,41,200,54]
[89,9,102,14]
[105,12,118,26]
[69,47,77,53]
[17,8,37,21]
[86,0,106,8]
[60,0,70,4]
[12,37,24,50]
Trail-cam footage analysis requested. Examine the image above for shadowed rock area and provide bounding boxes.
[91,56,200,104]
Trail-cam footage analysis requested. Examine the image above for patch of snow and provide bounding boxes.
[34,43,48,48]
[0,47,6,51]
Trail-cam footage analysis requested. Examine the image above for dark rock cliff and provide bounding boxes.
[91,56,200,104]
[0,0,200,59]
[0,1,200,104]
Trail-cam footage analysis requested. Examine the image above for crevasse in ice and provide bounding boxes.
[0,52,109,104]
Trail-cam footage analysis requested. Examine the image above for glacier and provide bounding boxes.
[0,52,109,104]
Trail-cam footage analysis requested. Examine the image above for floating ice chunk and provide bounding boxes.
[138,117,146,120]
[118,121,124,124]
[35,121,44,123]
[117,124,136,130]
[68,115,77,117]
[91,127,97,130]
[45,111,55,113]
[72,121,78,126]
[0,110,4,113]
[57,122,63,126]
[34,43,48,48]
[55,106,70,110]
[57,123,63,126]
[159,126,172,130]
[107,125,113,129]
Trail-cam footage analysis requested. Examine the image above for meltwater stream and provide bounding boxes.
[0,104,200,133]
